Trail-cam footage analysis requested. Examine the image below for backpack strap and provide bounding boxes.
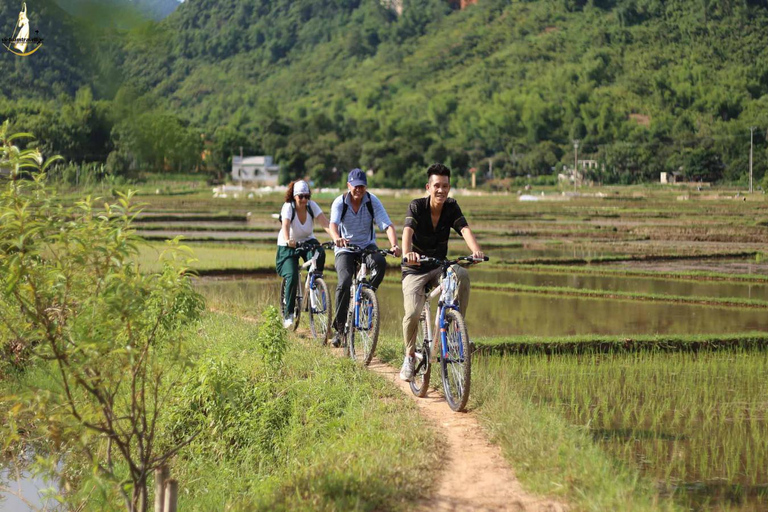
[284,201,315,223]
[339,192,374,239]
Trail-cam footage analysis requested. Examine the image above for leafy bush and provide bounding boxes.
[0,125,205,512]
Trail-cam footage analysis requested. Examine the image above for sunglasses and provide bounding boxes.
[296,194,311,200]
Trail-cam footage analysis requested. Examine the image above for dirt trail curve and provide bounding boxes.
[366,358,567,512]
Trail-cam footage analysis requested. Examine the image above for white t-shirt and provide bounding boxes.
[277,201,323,246]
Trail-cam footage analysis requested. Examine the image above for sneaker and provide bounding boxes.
[282,314,294,329]
[399,355,415,382]
[331,331,342,348]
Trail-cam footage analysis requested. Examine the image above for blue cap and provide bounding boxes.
[347,168,367,187]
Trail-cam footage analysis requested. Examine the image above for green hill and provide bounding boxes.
[4,0,768,186]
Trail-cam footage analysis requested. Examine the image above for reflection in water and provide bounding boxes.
[198,278,768,338]
[447,241,613,262]
[470,268,768,301]
[0,455,59,512]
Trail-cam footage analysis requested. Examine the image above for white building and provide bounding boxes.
[231,156,280,185]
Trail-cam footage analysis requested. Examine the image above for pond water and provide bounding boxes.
[197,277,768,338]
[470,268,768,301]
[0,457,59,511]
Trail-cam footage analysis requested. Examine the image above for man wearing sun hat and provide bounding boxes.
[328,169,401,347]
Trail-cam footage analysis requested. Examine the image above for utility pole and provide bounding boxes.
[750,127,756,193]
[573,140,580,189]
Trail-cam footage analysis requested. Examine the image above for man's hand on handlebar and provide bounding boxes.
[471,250,485,260]
[403,252,421,265]
[391,244,402,258]
[334,237,349,248]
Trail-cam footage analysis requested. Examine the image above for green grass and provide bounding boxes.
[473,332,768,355]
[156,311,440,511]
[474,351,768,510]
[136,242,279,273]
[509,263,768,283]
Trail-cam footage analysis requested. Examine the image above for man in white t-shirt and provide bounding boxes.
[276,180,332,327]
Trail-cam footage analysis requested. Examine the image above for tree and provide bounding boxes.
[0,125,204,512]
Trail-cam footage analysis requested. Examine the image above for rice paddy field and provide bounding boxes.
[134,185,768,510]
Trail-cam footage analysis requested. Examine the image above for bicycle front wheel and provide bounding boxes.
[308,278,332,344]
[440,308,471,412]
[353,287,380,365]
[409,304,431,397]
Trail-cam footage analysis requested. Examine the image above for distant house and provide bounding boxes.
[231,156,280,185]
[660,172,682,184]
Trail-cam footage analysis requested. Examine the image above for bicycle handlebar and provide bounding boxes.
[294,240,336,251]
[401,255,489,266]
[344,244,398,257]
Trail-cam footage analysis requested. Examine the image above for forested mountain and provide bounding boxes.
[4,0,768,186]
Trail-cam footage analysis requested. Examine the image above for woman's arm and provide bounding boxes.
[281,217,295,248]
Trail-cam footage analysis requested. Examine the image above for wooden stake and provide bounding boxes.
[154,465,169,512]
[164,479,179,512]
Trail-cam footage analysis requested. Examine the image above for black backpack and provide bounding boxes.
[279,201,315,223]
[340,192,375,239]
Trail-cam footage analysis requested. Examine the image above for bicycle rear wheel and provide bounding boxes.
[409,304,431,397]
[308,278,332,344]
[280,277,301,331]
[351,287,379,366]
[440,308,471,412]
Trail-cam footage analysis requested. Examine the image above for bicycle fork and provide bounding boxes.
[352,283,374,331]
[437,305,464,364]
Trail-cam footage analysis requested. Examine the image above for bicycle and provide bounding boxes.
[339,244,397,365]
[404,255,488,412]
[280,241,334,342]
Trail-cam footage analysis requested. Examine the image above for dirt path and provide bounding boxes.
[365,357,567,512]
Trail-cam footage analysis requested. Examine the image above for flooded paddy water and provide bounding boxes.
[471,267,768,301]
[196,276,768,339]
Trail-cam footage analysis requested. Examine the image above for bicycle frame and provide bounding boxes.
[301,247,323,310]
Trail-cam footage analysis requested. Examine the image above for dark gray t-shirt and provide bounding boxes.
[402,197,468,276]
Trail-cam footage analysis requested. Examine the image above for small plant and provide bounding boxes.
[256,306,288,370]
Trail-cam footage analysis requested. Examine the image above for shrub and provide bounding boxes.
[0,124,205,512]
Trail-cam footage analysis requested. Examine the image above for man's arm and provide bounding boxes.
[329,222,348,247]
[384,224,401,257]
[460,226,484,259]
[402,226,420,264]
[329,196,348,247]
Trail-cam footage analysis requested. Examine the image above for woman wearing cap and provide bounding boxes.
[276,180,332,328]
